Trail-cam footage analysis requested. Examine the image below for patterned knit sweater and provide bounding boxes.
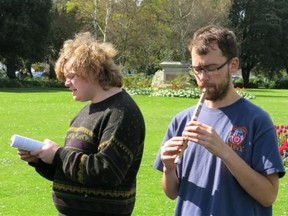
[30,90,145,215]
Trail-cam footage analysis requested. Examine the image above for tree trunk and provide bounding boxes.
[49,60,56,79]
[6,58,17,79]
[242,68,250,88]
[25,61,33,78]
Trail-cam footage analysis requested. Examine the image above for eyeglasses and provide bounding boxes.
[190,58,231,76]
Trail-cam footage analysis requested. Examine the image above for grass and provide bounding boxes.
[0,88,287,215]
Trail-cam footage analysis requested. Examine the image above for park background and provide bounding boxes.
[1,0,288,89]
[1,0,288,215]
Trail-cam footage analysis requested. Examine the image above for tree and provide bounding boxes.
[64,0,161,73]
[49,0,231,75]
[228,0,288,86]
[109,0,171,73]
[47,1,81,78]
[116,0,231,73]
[0,0,52,78]
[164,0,231,62]
[275,0,288,74]
[65,0,117,42]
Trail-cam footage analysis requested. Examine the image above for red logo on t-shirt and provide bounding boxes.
[228,126,247,152]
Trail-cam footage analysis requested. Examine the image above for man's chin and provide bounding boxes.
[73,96,88,102]
[72,95,79,101]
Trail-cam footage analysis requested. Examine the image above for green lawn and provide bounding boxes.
[0,88,287,215]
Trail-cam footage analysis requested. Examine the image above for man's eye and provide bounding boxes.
[192,67,203,72]
[65,73,76,80]
[205,66,217,72]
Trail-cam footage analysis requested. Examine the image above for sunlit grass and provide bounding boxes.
[0,88,287,215]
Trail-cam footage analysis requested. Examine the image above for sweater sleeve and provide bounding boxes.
[28,160,56,181]
[52,106,145,187]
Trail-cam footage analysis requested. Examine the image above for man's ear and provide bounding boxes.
[229,57,240,73]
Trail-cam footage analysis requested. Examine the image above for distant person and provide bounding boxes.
[16,69,24,78]
[17,32,146,216]
[22,68,28,78]
[17,68,30,78]
[154,25,285,216]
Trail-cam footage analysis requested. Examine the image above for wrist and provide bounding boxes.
[163,166,176,174]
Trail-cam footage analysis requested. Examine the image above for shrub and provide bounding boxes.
[247,77,261,88]
[233,77,243,88]
[123,74,152,89]
[0,78,64,88]
[274,77,288,89]
[168,74,196,90]
[32,62,47,71]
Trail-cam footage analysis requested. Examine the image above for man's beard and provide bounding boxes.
[205,71,231,101]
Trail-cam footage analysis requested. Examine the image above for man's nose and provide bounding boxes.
[197,70,209,80]
[65,79,71,87]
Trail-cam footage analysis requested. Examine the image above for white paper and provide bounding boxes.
[10,134,43,151]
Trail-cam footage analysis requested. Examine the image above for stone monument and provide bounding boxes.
[151,61,190,88]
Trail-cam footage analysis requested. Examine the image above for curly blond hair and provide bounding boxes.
[55,32,123,90]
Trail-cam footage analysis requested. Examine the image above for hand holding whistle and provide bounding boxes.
[174,89,207,164]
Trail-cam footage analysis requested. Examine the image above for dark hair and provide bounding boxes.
[188,25,239,59]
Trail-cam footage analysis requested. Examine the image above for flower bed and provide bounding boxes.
[275,124,288,167]
[126,87,255,100]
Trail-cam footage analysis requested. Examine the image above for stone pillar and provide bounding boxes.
[151,61,190,88]
[160,61,190,81]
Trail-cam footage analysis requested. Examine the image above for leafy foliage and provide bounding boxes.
[1,0,288,88]
[274,77,288,89]
[0,0,52,78]
[123,73,153,88]
[0,77,64,88]
[228,0,288,87]
[59,0,231,75]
